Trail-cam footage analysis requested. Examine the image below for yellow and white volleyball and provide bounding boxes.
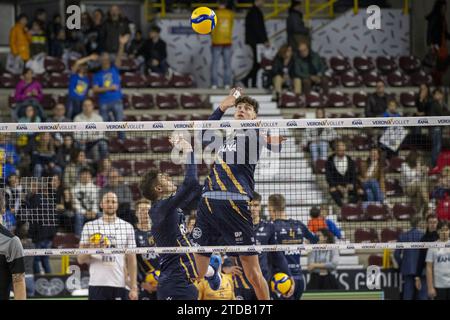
[89,233,111,247]
[145,270,160,286]
[191,7,217,35]
[270,273,292,295]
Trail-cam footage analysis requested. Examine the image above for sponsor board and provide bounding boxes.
[85,123,96,129]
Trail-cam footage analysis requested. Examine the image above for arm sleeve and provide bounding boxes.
[416,248,428,276]
[7,237,25,275]
[326,219,342,239]
[394,249,402,268]
[127,225,137,248]
[161,42,167,61]
[14,82,25,102]
[9,28,18,55]
[325,160,335,186]
[208,107,225,121]
[302,223,319,243]
[79,222,91,246]
[268,225,292,277]
[425,249,434,263]
[324,250,339,270]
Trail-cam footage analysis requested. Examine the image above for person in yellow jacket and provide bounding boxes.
[9,14,32,62]
[210,0,234,89]
[196,272,236,300]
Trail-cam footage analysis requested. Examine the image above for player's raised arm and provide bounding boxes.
[209,87,243,120]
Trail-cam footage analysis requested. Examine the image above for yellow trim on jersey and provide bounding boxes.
[179,257,191,279]
[238,274,251,289]
[182,235,199,278]
[204,197,213,213]
[207,176,213,190]
[213,166,227,191]
[218,157,247,195]
[230,200,248,221]
[143,259,155,272]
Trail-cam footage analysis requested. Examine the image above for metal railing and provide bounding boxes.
[353,0,410,15]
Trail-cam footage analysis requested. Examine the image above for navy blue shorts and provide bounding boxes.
[157,278,198,300]
[88,286,128,300]
[193,197,256,256]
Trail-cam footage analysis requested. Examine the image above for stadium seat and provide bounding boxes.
[354,228,379,243]
[108,139,124,153]
[376,56,397,74]
[399,55,421,74]
[340,71,363,87]
[123,115,138,121]
[180,93,208,109]
[353,56,375,74]
[314,159,327,174]
[279,91,304,108]
[8,94,15,109]
[150,137,172,153]
[326,91,351,108]
[34,73,48,87]
[293,113,306,119]
[129,183,142,201]
[169,72,194,88]
[368,254,383,266]
[52,232,79,248]
[166,114,187,121]
[123,138,148,153]
[400,91,417,108]
[381,228,402,242]
[147,72,169,87]
[56,94,68,105]
[134,160,156,175]
[352,135,371,151]
[410,70,433,86]
[122,94,130,109]
[44,56,66,73]
[385,178,403,197]
[141,115,161,121]
[159,161,183,176]
[388,156,404,173]
[352,91,368,108]
[156,93,178,109]
[387,71,410,87]
[112,160,133,176]
[121,72,147,88]
[41,94,56,110]
[131,93,154,109]
[329,56,352,74]
[260,57,273,71]
[118,57,138,72]
[365,204,390,221]
[305,91,325,108]
[340,204,364,221]
[0,72,19,88]
[190,114,209,121]
[393,203,416,221]
[362,71,382,87]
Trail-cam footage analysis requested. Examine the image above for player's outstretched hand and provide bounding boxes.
[219,87,243,112]
[170,134,193,153]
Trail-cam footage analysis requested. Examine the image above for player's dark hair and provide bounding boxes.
[437,220,449,231]
[268,194,285,212]
[79,167,92,176]
[252,192,262,202]
[410,215,421,229]
[135,198,151,208]
[318,228,335,244]
[235,96,259,114]
[433,87,444,96]
[150,25,161,33]
[22,68,32,76]
[16,13,28,22]
[426,214,438,222]
[140,170,160,202]
[310,206,321,218]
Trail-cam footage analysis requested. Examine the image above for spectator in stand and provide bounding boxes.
[85,9,105,54]
[9,13,32,63]
[138,26,168,75]
[272,44,301,101]
[59,188,77,233]
[400,151,430,217]
[428,88,449,167]
[92,35,129,141]
[29,20,48,57]
[67,54,98,119]
[210,0,235,89]
[34,8,50,38]
[72,167,100,237]
[48,14,63,57]
[50,174,66,228]
[366,80,388,117]
[243,0,269,88]
[48,103,70,125]
[127,30,144,58]
[100,5,130,54]
[286,0,309,48]
[415,84,432,116]
[18,105,42,125]
[307,228,339,290]
[95,158,112,188]
[73,98,109,161]
[307,206,342,240]
[304,108,338,171]
[4,174,22,231]
[325,140,361,207]
[31,132,62,178]
[431,166,450,221]
[63,149,91,187]
[415,214,439,299]
[382,99,401,117]
[99,168,134,224]
[0,133,20,180]
[13,68,45,121]
[55,134,75,171]
[426,220,450,300]
[394,216,424,300]
[294,41,328,94]
[359,147,386,204]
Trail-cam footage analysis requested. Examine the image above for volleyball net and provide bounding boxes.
[1,116,450,257]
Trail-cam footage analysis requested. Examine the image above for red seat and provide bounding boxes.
[365,204,389,221]
[34,74,48,87]
[44,56,66,73]
[131,93,154,109]
[352,135,371,151]
[326,91,350,108]
[122,93,130,109]
[190,114,209,121]
[147,72,168,87]
[340,204,364,221]
[400,91,417,108]
[376,56,397,74]
[354,228,379,243]
[352,91,368,108]
[160,161,183,176]
[293,113,306,119]
[150,137,171,153]
[387,71,410,87]
[56,94,68,105]
[381,228,402,242]
[0,73,20,88]
[109,139,124,153]
[134,160,156,176]
[329,56,352,74]
[393,203,416,220]
[399,55,421,74]
[52,232,79,249]
[129,183,142,201]
[362,71,382,87]
[123,138,148,153]
[305,91,325,108]
[169,72,194,88]
[279,91,303,108]
[118,58,138,72]
[156,93,178,109]
[166,114,187,121]
[314,159,327,174]
[385,178,403,197]
[388,156,404,173]
[141,115,161,121]
[410,70,433,86]
[112,160,133,176]
[260,57,273,71]
[121,72,147,88]
[368,254,383,266]
[123,115,138,121]
[180,93,207,109]
[353,56,375,74]
[340,71,363,87]
[41,94,56,110]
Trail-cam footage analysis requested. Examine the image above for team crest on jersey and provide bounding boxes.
[192,227,202,239]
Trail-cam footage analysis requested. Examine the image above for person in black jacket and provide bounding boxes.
[325,140,362,207]
[428,88,450,167]
[272,44,301,100]
[138,26,168,74]
[365,80,388,117]
[415,84,433,116]
[415,214,439,300]
[286,0,309,48]
[100,5,130,54]
[243,0,269,88]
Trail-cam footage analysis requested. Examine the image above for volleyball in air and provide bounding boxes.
[191,7,217,34]
[270,273,293,295]
[145,270,161,286]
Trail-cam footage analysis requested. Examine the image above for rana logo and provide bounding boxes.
[16,124,28,130]
[287,121,298,127]
[85,123,96,129]
[220,122,231,128]
[240,120,262,128]
[352,120,363,125]
[418,118,429,125]
[38,124,60,130]
[153,122,164,129]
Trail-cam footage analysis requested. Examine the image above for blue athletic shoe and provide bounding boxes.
[206,255,222,291]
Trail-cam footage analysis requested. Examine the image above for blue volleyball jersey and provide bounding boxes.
[149,155,199,282]
[134,228,160,283]
[202,107,281,199]
[272,219,318,277]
